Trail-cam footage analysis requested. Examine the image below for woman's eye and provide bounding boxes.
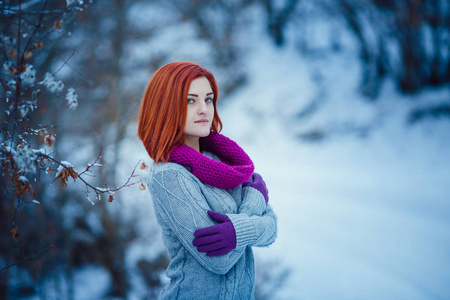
[205,98,213,103]
[187,99,194,104]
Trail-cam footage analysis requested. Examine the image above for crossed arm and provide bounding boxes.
[150,168,277,274]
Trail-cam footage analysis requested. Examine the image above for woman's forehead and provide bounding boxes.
[188,76,213,94]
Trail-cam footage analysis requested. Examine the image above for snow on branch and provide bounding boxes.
[0,0,145,249]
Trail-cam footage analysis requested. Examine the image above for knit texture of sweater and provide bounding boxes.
[147,152,277,300]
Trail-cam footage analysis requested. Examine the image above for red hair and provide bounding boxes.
[137,62,222,163]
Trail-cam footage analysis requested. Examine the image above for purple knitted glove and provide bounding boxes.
[243,173,269,203]
[193,210,237,257]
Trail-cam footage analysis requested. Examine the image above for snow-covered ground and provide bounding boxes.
[217,34,450,299]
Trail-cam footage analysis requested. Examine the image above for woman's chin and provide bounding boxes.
[199,129,213,137]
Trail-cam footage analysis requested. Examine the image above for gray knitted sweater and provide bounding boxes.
[147,154,277,300]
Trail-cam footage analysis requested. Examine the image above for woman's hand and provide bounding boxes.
[243,173,269,203]
[193,210,237,257]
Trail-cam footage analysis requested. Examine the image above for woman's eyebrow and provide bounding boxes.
[187,93,214,97]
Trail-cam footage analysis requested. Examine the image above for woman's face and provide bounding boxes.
[183,76,215,145]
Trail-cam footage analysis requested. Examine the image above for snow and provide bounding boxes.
[11,145,38,174]
[59,160,73,168]
[3,60,11,71]
[218,32,450,299]
[32,148,46,155]
[55,160,75,174]
[20,64,36,86]
[72,265,111,300]
[65,87,78,110]
[40,72,64,93]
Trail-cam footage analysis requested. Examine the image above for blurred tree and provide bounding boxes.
[263,0,300,46]
[264,0,450,97]
[0,1,147,298]
[315,0,450,97]
[163,0,256,94]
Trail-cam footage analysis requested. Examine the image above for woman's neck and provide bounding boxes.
[184,136,200,152]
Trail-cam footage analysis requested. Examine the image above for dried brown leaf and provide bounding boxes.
[68,167,78,180]
[140,162,148,170]
[28,183,37,198]
[23,51,33,60]
[108,194,114,203]
[17,64,27,73]
[12,173,36,198]
[8,49,16,59]
[9,66,17,75]
[139,183,146,191]
[12,172,26,197]
[33,41,44,48]
[40,157,48,165]
[53,19,62,30]
[2,146,14,174]
[11,226,19,242]
[45,132,55,146]
[55,168,69,188]
[55,166,78,188]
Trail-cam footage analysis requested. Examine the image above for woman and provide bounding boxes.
[137,62,277,299]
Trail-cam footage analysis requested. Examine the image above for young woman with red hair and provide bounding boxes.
[138,62,277,299]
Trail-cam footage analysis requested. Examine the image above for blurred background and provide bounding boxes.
[1,0,450,299]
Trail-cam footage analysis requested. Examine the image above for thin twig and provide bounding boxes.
[0,78,9,92]
[54,53,93,85]
[20,0,47,64]
[0,244,54,272]
[40,153,142,196]
[108,159,144,192]
[44,154,98,190]
[78,149,103,176]
[54,49,76,75]
[11,197,23,227]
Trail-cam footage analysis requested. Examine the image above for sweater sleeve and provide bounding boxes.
[227,203,277,249]
[149,167,248,275]
[238,186,267,217]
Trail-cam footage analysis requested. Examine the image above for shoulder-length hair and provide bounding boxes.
[137,62,222,163]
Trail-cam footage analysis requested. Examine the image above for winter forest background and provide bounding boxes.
[1,0,450,299]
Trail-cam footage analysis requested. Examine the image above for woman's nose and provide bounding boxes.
[198,101,208,114]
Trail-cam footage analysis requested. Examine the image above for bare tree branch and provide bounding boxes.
[0,244,54,272]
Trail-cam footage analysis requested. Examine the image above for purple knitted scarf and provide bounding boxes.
[169,131,254,189]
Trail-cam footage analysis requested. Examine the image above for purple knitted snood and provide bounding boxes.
[169,131,254,189]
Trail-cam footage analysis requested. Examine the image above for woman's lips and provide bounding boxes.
[194,119,209,123]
